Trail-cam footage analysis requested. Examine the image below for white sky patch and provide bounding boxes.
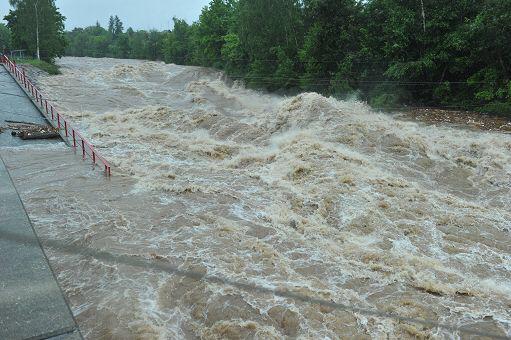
[0,0,210,30]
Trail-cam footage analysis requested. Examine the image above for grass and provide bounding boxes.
[14,58,61,75]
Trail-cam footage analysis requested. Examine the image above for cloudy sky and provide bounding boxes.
[0,0,211,30]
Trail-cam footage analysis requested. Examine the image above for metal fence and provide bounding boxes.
[0,54,111,176]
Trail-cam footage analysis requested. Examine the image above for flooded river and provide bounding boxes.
[3,57,511,339]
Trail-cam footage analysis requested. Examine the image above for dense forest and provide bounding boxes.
[5,0,511,115]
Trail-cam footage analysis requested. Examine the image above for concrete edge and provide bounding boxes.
[0,152,83,340]
[1,63,70,146]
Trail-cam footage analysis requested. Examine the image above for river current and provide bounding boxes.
[3,57,510,339]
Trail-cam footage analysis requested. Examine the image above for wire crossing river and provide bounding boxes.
[4,57,511,339]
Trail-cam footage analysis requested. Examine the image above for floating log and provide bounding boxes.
[7,123,48,131]
[19,130,60,140]
[5,120,43,126]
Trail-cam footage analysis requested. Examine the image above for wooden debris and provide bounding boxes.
[5,120,43,126]
[7,123,48,131]
[2,121,61,140]
[19,130,60,140]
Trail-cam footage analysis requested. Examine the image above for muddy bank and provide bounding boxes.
[399,107,511,133]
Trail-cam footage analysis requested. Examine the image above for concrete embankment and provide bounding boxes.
[0,64,81,339]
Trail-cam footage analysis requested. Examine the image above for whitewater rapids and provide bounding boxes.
[3,57,511,339]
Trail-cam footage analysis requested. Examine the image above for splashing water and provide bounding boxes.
[4,57,510,339]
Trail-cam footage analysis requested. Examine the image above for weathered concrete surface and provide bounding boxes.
[0,64,81,339]
[0,65,56,147]
[0,156,79,339]
[47,330,83,340]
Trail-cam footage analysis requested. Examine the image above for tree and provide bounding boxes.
[114,15,124,37]
[108,15,115,35]
[112,33,129,58]
[0,23,12,52]
[128,30,148,59]
[236,0,303,89]
[299,0,363,95]
[59,0,511,116]
[147,30,164,61]
[163,17,193,64]
[193,0,236,67]
[5,0,66,62]
[464,0,511,114]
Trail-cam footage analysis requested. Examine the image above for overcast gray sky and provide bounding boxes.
[0,0,211,30]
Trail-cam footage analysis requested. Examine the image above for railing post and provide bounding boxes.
[2,56,113,177]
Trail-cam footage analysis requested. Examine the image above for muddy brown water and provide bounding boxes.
[2,57,510,339]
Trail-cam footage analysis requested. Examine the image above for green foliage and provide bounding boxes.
[0,23,12,51]
[193,0,235,67]
[480,102,511,117]
[5,0,67,62]
[163,18,193,64]
[368,85,411,109]
[65,18,165,61]
[16,58,61,74]
[60,0,511,114]
[236,0,303,89]
[370,93,401,109]
[221,32,245,74]
[299,0,362,94]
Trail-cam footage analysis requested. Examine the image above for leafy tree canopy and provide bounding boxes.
[60,0,511,115]
[5,0,66,62]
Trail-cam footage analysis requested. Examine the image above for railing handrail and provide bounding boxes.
[0,54,111,176]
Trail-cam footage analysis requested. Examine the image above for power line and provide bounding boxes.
[30,79,492,87]
[0,90,495,114]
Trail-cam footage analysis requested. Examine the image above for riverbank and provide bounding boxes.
[399,107,511,134]
[14,59,61,75]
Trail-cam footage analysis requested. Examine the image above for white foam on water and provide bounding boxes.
[7,56,510,339]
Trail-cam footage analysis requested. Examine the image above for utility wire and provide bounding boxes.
[0,76,494,86]
[0,90,495,113]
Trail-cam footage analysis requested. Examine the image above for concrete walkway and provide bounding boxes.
[0,65,56,146]
[0,64,82,339]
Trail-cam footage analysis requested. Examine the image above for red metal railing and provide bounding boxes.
[0,54,111,176]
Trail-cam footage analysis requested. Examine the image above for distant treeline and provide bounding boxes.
[63,0,510,115]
